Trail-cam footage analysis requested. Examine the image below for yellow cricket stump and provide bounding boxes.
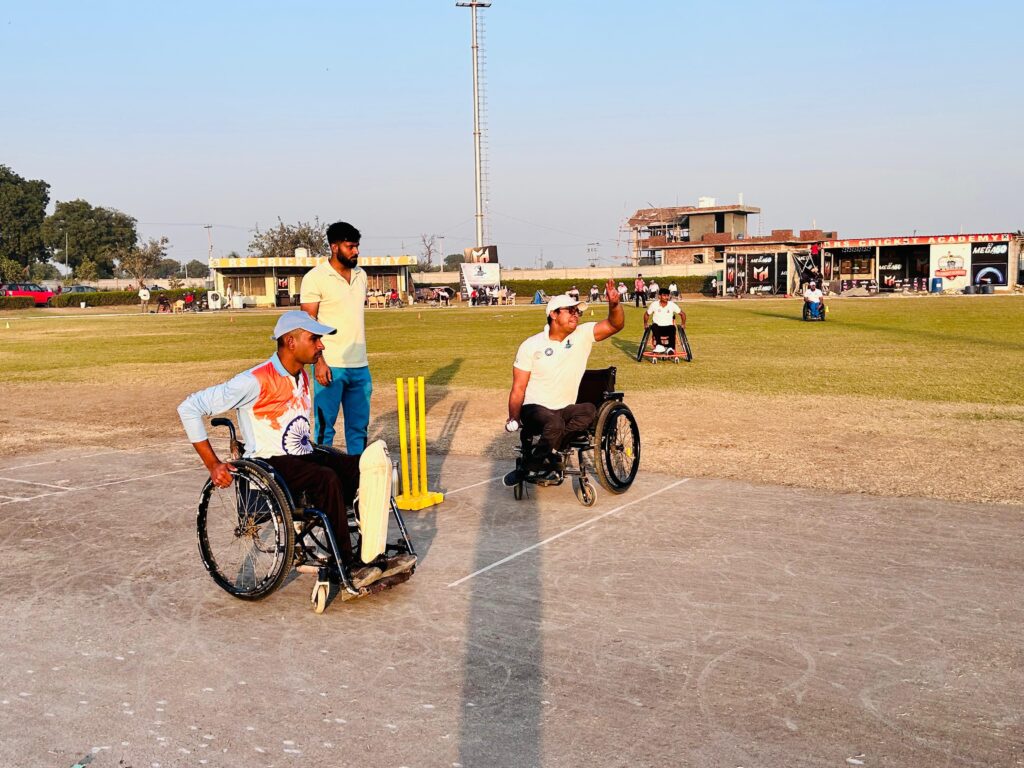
[394,376,444,511]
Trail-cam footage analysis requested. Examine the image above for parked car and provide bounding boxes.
[2,282,55,306]
[64,284,99,294]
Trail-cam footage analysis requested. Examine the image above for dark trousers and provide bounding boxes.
[266,451,360,564]
[520,403,597,469]
[634,291,647,307]
[651,323,676,348]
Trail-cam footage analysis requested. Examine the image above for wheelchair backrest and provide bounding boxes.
[576,367,616,407]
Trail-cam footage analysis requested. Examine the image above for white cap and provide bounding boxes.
[545,294,588,317]
[270,310,337,340]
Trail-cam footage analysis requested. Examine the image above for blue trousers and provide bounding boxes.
[313,365,372,454]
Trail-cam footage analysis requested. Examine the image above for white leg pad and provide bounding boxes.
[358,440,392,563]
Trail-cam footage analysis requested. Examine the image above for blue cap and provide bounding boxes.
[270,310,337,340]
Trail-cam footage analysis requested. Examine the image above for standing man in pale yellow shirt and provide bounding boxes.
[300,221,371,453]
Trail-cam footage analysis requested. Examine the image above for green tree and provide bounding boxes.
[184,259,207,278]
[29,262,60,281]
[443,252,463,271]
[117,237,168,288]
[74,258,99,284]
[153,257,183,279]
[41,199,137,278]
[0,256,23,282]
[248,218,328,259]
[0,165,50,268]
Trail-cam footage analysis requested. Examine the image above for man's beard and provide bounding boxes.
[338,255,358,269]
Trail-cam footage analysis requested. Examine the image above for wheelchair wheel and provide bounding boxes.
[802,303,810,321]
[593,401,640,494]
[312,583,329,614]
[681,328,693,362]
[197,460,295,600]
[574,476,596,507]
[635,327,652,362]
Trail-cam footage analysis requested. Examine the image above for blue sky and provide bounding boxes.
[2,1,1021,267]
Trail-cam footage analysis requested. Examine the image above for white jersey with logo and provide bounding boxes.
[647,300,681,325]
[514,322,597,410]
[804,288,823,304]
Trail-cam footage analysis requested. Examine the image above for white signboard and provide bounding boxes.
[460,262,502,289]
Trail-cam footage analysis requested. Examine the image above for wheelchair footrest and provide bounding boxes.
[341,567,415,601]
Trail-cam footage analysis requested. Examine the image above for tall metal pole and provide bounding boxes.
[457,2,490,248]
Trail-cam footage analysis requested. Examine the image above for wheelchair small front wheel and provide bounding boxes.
[312,582,329,614]
[197,460,295,600]
[574,477,596,507]
[593,401,641,494]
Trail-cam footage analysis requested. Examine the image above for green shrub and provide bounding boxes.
[0,296,36,310]
[54,288,207,308]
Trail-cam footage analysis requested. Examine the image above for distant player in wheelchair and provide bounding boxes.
[178,310,414,612]
[502,279,639,505]
[802,280,827,321]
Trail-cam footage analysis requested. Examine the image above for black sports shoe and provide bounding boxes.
[502,469,521,487]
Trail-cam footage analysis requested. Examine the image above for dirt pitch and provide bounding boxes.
[1,446,1022,768]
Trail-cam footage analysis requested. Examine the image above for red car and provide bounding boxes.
[2,282,55,307]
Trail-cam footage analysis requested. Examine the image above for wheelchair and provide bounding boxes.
[635,325,693,364]
[195,419,416,614]
[802,301,826,321]
[510,367,640,507]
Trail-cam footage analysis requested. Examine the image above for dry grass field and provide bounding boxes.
[2,294,1023,504]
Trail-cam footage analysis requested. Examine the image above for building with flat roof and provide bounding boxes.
[629,198,837,295]
[820,232,1020,293]
[208,254,418,307]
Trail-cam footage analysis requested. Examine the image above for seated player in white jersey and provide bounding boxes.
[803,280,825,318]
[644,286,686,353]
[503,279,625,485]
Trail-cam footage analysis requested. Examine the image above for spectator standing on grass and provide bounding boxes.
[299,221,371,454]
[634,274,647,307]
[138,285,150,313]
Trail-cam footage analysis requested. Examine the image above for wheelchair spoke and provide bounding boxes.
[202,472,287,594]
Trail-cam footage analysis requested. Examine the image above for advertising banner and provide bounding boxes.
[463,245,499,263]
[459,262,502,290]
[776,253,789,294]
[746,254,776,294]
[725,253,738,295]
[930,243,971,291]
[970,242,1009,286]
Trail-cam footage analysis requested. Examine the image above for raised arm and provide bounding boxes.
[594,278,624,341]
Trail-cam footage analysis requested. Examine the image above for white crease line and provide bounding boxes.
[0,467,200,506]
[447,477,691,588]
[0,476,79,490]
[444,475,503,496]
[0,450,126,472]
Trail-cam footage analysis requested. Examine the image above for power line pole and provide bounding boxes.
[203,224,213,261]
[456,1,490,248]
